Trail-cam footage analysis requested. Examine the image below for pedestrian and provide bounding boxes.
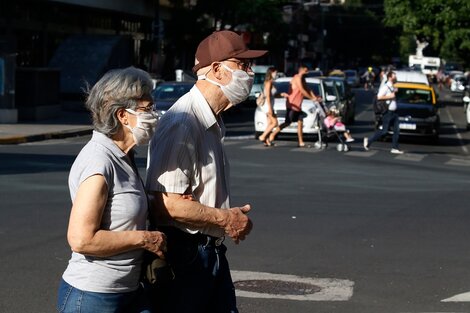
[362,66,375,90]
[145,30,266,313]
[363,71,404,154]
[56,66,167,313]
[268,63,320,147]
[324,107,355,143]
[257,66,279,146]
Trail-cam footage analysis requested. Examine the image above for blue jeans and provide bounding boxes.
[151,228,238,313]
[369,110,400,149]
[57,279,152,313]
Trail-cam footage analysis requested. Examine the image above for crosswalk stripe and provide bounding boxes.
[395,153,427,162]
[442,291,470,302]
[346,150,378,157]
[445,158,470,167]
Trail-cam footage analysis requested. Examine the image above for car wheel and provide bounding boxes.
[467,124,470,130]
[255,131,263,139]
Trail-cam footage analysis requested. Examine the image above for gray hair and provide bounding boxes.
[85,66,154,136]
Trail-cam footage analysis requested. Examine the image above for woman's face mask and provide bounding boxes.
[125,109,158,145]
[200,63,254,105]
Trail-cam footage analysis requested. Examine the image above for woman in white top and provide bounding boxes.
[258,66,279,146]
[57,67,166,313]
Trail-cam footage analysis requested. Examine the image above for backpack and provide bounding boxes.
[373,95,388,115]
[373,85,393,115]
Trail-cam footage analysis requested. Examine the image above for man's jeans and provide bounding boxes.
[369,110,400,149]
[151,228,238,313]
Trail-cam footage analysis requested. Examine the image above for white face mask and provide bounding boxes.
[125,109,158,145]
[200,63,254,105]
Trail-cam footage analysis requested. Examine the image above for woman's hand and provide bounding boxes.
[142,231,167,259]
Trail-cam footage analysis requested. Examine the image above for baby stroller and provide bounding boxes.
[313,104,351,152]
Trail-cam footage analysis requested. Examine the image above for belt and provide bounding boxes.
[161,226,225,247]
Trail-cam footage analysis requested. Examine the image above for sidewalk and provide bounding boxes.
[0,106,93,145]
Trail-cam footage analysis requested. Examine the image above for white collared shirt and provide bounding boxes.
[378,81,397,111]
[146,86,230,237]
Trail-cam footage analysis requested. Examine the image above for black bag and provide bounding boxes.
[142,251,175,286]
[373,96,388,115]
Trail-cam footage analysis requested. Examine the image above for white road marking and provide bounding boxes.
[444,106,468,154]
[445,158,470,167]
[442,291,470,302]
[395,153,427,162]
[231,270,354,301]
[346,150,378,157]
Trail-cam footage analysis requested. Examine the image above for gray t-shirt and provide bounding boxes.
[62,131,148,293]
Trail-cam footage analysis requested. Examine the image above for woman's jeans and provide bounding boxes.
[57,278,152,313]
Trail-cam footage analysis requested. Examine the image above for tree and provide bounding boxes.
[384,0,470,67]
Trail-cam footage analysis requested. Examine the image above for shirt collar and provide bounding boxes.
[91,130,130,159]
[190,85,219,131]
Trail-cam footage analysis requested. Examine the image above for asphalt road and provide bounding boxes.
[1,87,470,313]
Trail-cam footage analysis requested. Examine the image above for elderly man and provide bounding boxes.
[146,30,267,313]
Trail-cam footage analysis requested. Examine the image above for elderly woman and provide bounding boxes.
[57,67,166,313]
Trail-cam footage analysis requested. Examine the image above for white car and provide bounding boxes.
[379,70,430,89]
[254,77,338,136]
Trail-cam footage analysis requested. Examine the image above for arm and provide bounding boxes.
[67,175,166,258]
[264,80,274,115]
[151,191,252,244]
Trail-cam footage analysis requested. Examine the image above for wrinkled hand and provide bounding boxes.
[224,205,253,244]
[142,231,167,259]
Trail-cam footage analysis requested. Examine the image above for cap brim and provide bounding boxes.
[192,49,268,73]
[234,49,268,59]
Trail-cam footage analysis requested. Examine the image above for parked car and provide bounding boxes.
[326,76,356,124]
[343,69,360,87]
[450,74,467,92]
[379,70,429,90]
[375,82,440,142]
[151,81,194,116]
[253,76,339,137]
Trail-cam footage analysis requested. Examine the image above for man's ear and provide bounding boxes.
[211,62,223,80]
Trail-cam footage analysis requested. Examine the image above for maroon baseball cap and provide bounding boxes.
[192,30,268,73]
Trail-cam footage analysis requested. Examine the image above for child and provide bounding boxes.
[324,107,355,143]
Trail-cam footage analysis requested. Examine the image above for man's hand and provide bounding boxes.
[223,205,253,244]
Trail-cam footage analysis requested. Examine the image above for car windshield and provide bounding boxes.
[273,81,320,97]
[396,88,432,104]
[323,80,338,98]
[253,73,265,85]
[152,83,193,101]
[344,71,356,77]
[333,81,345,96]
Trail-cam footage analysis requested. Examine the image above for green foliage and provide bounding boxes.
[384,0,470,67]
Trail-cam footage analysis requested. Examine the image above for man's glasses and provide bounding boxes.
[224,59,252,72]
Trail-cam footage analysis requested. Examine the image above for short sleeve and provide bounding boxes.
[146,121,197,195]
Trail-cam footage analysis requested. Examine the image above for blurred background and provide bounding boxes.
[0,0,469,123]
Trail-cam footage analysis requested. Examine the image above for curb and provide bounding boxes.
[0,128,93,145]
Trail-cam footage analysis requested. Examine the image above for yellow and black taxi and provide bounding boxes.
[377,82,440,142]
